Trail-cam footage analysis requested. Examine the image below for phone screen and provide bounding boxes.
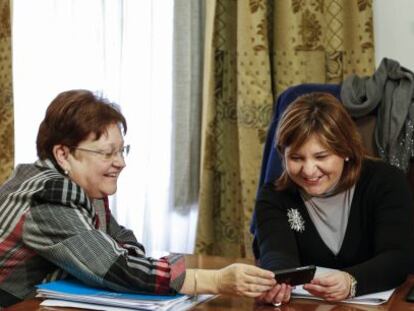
[274,265,316,286]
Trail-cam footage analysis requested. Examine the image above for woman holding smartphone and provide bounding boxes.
[255,92,414,305]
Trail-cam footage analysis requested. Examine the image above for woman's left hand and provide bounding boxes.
[303,271,350,301]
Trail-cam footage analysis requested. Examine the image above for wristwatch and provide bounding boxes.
[347,273,357,298]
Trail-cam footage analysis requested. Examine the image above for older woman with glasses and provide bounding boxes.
[0,90,276,307]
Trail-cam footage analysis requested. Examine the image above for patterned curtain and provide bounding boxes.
[0,0,13,185]
[196,0,375,258]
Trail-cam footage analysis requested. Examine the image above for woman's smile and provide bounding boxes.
[285,135,345,196]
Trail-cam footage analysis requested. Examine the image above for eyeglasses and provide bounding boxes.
[71,145,130,161]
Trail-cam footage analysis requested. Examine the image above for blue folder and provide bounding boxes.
[37,278,184,301]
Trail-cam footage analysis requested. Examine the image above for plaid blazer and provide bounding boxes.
[0,159,185,304]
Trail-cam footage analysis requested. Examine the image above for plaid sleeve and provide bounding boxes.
[164,253,186,292]
[102,199,146,256]
[23,178,186,294]
[101,247,186,294]
[104,202,185,292]
[109,217,146,257]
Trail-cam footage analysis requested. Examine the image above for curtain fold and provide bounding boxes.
[0,0,13,185]
[196,0,375,258]
[172,0,204,213]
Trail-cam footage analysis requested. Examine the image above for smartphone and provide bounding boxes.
[274,265,316,286]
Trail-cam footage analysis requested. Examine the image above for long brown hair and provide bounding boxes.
[275,92,366,193]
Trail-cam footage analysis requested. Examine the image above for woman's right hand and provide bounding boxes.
[215,263,276,297]
[255,282,292,305]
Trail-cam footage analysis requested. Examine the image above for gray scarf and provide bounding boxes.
[341,58,414,172]
[302,186,355,255]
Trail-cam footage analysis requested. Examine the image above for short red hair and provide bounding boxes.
[36,89,127,160]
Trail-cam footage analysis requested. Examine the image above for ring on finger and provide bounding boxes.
[273,301,282,307]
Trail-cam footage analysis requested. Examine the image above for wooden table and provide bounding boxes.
[5,254,414,311]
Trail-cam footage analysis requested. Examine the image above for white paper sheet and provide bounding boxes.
[291,267,395,306]
[41,295,215,311]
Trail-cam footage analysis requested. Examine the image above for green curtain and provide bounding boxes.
[196,0,375,258]
[0,0,13,185]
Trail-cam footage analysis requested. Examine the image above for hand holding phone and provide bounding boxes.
[274,265,316,286]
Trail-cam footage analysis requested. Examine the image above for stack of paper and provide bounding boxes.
[291,267,395,306]
[36,279,213,311]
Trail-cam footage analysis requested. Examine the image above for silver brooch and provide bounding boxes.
[287,208,305,232]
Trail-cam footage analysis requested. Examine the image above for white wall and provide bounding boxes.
[373,0,414,71]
